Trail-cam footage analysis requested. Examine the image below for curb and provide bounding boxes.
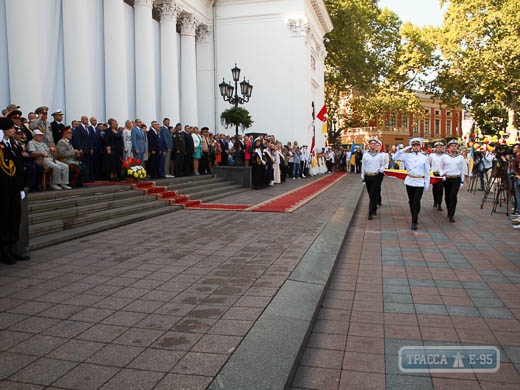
[209,178,364,390]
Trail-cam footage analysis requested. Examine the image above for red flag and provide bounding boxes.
[316,104,327,122]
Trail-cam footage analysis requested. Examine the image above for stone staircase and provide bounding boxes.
[28,175,248,250]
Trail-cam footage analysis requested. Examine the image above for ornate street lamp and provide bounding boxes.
[219,63,253,165]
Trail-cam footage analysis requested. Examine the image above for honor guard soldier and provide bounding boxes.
[429,141,445,211]
[440,139,466,222]
[361,137,385,220]
[0,118,31,264]
[393,138,430,230]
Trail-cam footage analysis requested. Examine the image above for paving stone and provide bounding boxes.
[99,368,165,390]
[127,348,185,371]
[47,339,105,362]
[434,280,463,288]
[478,307,515,319]
[52,363,119,390]
[10,357,77,386]
[414,304,448,316]
[383,294,413,304]
[461,282,490,290]
[383,285,410,294]
[408,279,436,287]
[383,278,409,286]
[445,306,481,317]
[384,303,415,314]
[386,375,433,388]
[0,352,38,380]
[466,289,497,298]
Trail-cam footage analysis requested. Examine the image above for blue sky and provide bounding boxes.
[378,0,447,27]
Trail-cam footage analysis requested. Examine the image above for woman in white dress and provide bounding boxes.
[122,120,133,160]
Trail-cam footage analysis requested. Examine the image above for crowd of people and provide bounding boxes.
[358,136,520,230]
[0,103,352,193]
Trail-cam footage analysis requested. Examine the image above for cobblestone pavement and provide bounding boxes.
[0,173,357,389]
[292,176,520,390]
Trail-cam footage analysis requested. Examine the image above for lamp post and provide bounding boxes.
[219,63,253,165]
[332,118,337,145]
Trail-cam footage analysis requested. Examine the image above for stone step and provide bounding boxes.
[29,195,158,225]
[199,187,250,203]
[29,198,170,237]
[187,184,246,200]
[29,187,143,213]
[29,204,182,251]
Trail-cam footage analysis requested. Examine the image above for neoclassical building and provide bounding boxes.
[0,0,332,146]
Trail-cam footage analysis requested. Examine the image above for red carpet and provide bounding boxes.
[246,172,346,212]
[186,204,251,211]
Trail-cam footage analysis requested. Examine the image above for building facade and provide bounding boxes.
[342,92,463,149]
[0,0,332,146]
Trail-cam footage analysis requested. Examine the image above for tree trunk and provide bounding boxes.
[508,92,518,142]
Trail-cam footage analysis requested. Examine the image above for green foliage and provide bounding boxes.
[323,0,429,138]
[220,107,253,130]
[428,0,520,132]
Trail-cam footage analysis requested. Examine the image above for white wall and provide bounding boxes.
[0,0,10,107]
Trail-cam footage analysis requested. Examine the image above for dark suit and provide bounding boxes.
[172,130,185,176]
[50,121,66,145]
[182,130,194,176]
[0,138,25,261]
[147,129,161,179]
[72,125,92,180]
[89,126,102,180]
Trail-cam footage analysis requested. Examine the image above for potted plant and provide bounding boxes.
[121,156,147,182]
[220,107,253,130]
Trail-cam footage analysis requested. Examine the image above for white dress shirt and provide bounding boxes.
[361,151,385,181]
[393,146,430,190]
[440,153,466,183]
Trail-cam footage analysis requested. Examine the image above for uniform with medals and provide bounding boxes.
[0,118,30,264]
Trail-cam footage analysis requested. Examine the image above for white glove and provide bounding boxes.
[442,176,446,181]
[460,183,464,188]
[20,191,26,200]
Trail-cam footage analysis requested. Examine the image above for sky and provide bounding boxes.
[378,0,447,27]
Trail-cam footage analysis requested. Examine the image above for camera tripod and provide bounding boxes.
[480,167,511,215]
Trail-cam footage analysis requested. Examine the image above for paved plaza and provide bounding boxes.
[0,173,519,389]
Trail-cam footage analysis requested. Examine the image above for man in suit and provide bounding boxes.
[88,117,102,181]
[182,125,194,176]
[147,121,161,179]
[172,122,185,177]
[72,116,92,181]
[131,118,147,164]
[160,118,173,177]
[0,117,30,265]
[50,110,66,145]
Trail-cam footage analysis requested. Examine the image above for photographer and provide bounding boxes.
[475,149,493,190]
[511,143,520,215]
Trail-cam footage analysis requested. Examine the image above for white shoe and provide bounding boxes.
[61,184,72,190]
[51,184,62,190]
[302,174,306,178]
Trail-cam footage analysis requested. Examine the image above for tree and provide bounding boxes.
[220,107,253,130]
[323,0,428,143]
[428,0,520,139]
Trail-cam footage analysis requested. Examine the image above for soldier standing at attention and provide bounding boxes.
[0,118,30,264]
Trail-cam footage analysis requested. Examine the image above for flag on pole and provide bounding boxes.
[310,135,315,155]
[316,104,327,122]
[321,122,327,134]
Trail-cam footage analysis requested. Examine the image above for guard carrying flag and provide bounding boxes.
[440,139,465,222]
[393,138,430,230]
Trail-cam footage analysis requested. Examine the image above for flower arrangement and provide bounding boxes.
[121,156,147,180]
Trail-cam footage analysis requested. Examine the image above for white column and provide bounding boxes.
[0,0,10,107]
[104,0,131,121]
[62,0,105,122]
[196,25,215,129]
[5,0,65,116]
[159,1,180,122]
[180,14,199,126]
[134,0,157,124]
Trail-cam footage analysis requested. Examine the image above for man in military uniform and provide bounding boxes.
[30,106,55,148]
[440,139,466,222]
[429,141,445,211]
[361,138,386,220]
[0,118,30,264]
[50,110,66,145]
[393,138,431,230]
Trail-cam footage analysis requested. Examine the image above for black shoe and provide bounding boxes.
[1,246,16,265]
[437,206,443,211]
[10,247,30,261]
[411,223,417,230]
[372,210,377,216]
[378,201,382,206]
[433,203,437,208]
[368,213,373,220]
[449,216,455,223]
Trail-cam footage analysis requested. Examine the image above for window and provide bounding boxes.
[435,119,440,134]
[424,108,430,115]
[435,110,440,116]
[413,119,419,133]
[447,119,451,134]
[390,115,396,127]
[402,117,408,129]
[447,111,452,117]
[424,118,430,133]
